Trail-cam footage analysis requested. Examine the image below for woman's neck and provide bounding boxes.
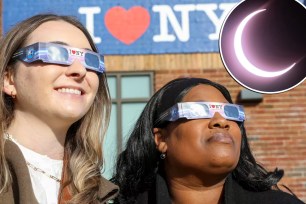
[166,171,227,204]
[7,111,69,160]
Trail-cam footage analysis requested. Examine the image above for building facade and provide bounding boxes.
[1,0,305,201]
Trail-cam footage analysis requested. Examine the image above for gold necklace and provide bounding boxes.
[26,161,61,183]
[5,133,62,183]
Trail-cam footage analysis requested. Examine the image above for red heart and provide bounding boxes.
[211,105,215,108]
[72,50,76,54]
[105,6,150,45]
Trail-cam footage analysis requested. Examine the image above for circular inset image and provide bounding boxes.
[219,0,306,94]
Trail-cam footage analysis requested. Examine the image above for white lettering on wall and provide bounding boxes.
[152,5,196,42]
[196,3,236,40]
[153,3,236,42]
[78,7,101,43]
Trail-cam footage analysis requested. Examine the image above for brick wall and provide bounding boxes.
[154,68,306,201]
[108,52,306,201]
[1,1,305,201]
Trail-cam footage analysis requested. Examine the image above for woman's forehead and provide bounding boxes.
[182,84,228,103]
[25,20,91,49]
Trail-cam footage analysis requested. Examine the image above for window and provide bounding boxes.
[102,72,154,178]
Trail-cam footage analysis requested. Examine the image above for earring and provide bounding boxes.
[11,91,16,99]
[160,152,166,160]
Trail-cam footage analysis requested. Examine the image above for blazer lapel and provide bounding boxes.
[4,140,39,204]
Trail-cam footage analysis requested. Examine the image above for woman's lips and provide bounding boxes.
[207,132,234,144]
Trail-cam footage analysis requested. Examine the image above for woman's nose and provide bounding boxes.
[208,112,230,129]
[65,60,87,80]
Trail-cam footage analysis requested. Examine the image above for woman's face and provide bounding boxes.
[156,85,242,177]
[5,20,99,127]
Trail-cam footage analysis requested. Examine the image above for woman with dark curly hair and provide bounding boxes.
[112,77,303,204]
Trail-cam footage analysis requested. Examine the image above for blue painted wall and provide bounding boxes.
[3,0,305,55]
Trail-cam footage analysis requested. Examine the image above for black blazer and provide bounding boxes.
[135,174,305,204]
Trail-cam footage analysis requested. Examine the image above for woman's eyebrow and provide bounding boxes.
[187,100,230,104]
[184,99,207,102]
[50,41,68,46]
[49,41,93,51]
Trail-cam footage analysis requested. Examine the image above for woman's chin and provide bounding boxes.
[52,110,86,125]
[208,159,239,175]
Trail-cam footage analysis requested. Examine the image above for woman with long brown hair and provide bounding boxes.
[0,14,118,203]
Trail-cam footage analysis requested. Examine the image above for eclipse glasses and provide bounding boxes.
[155,102,245,126]
[12,42,105,74]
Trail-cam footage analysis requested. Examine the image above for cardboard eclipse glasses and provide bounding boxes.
[12,42,105,74]
[155,102,245,126]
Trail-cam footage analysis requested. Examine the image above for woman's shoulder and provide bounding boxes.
[240,189,305,204]
[227,176,305,204]
[253,190,305,204]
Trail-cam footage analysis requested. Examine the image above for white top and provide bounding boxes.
[9,137,63,204]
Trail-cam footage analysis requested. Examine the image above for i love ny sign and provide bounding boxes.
[105,6,151,45]
[3,0,239,55]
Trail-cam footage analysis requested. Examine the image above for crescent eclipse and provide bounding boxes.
[234,9,296,78]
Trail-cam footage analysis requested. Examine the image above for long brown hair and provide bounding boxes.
[0,14,111,203]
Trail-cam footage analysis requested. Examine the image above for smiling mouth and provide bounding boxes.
[208,132,234,144]
[57,88,82,95]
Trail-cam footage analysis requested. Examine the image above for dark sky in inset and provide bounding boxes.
[220,0,306,93]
